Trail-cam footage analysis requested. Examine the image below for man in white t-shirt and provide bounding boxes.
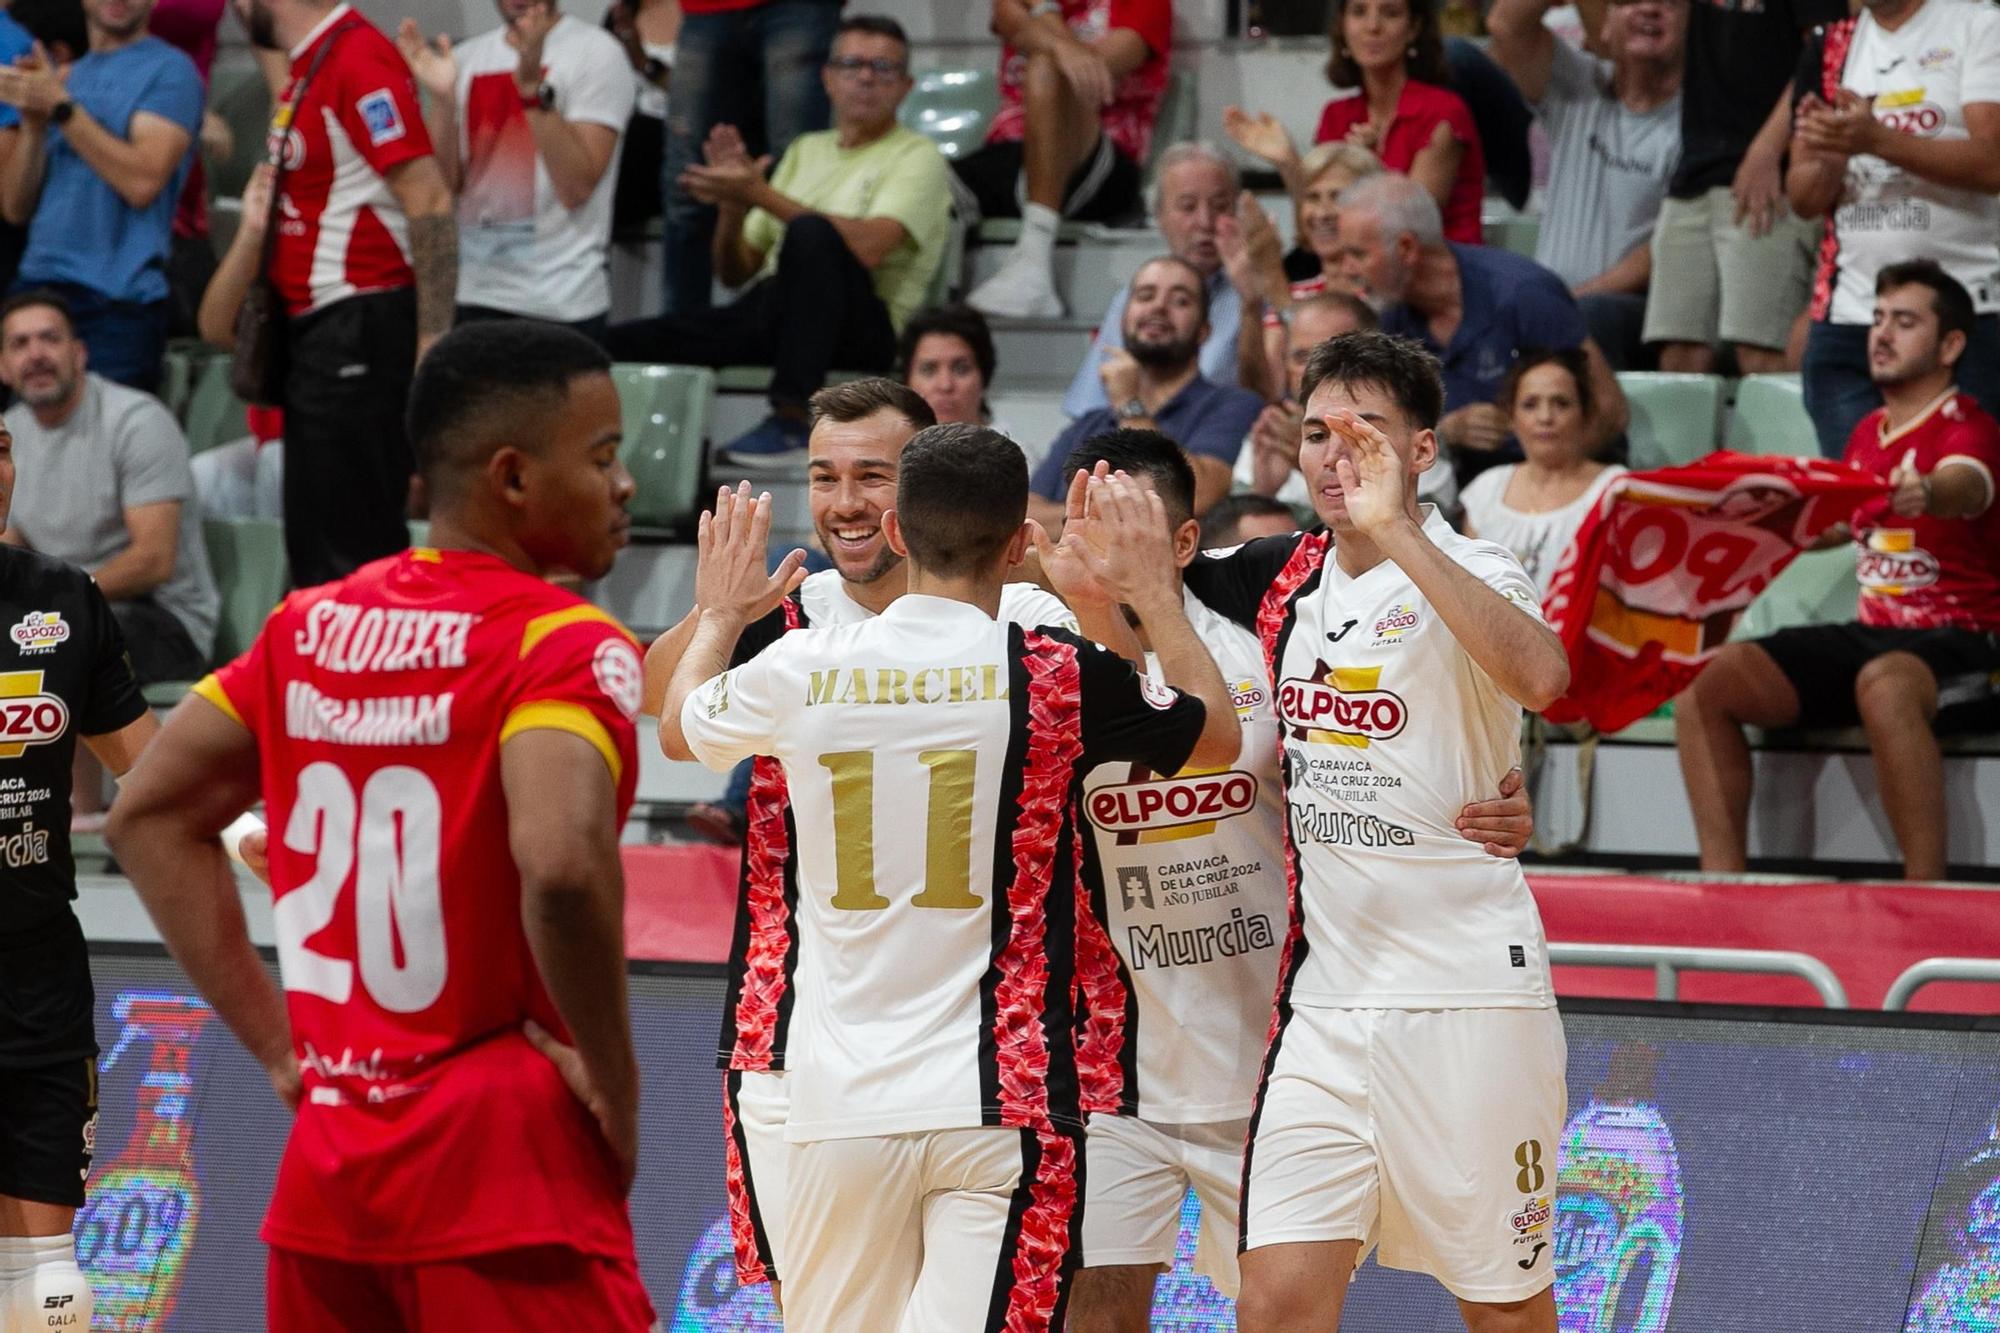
[1050,428,1537,1333]
[1788,0,2000,457]
[664,426,1244,1332]
[639,378,1076,1309]
[1181,331,1572,1332]
[399,0,636,334]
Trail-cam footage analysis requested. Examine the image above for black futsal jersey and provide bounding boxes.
[0,545,146,1065]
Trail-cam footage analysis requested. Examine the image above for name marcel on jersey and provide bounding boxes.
[804,663,1008,707]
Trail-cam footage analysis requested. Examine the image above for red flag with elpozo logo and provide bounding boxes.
[1539,452,1887,732]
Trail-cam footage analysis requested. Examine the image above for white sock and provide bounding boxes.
[2,1234,91,1331]
[0,1235,55,1285]
[1013,202,1061,270]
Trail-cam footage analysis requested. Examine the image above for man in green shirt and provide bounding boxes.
[605,14,950,468]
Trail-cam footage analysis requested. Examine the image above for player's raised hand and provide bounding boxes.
[1061,471,1178,613]
[1327,410,1409,537]
[525,1020,639,1193]
[695,482,807,627]
[1456,765,1533,858]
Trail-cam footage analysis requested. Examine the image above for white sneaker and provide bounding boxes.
[968,250,1066,320]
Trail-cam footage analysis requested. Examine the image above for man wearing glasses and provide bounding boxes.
[605,14,951,469]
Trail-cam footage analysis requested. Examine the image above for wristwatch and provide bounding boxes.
[519,82,556,112]
[1116,397,1149,421]
[49,100,73,127]
[1028,0,1062,16]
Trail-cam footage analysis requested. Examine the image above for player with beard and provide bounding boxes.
[1028,255,1263,532]
[1046,429,1537,1333]
[640,378,1074,1309]
[1677,259,2000,881]
[1177,331,1571,1333]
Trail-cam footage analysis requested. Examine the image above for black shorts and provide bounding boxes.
[0,1056,98,1207]
[1757,622,2000,731]
[952,136,1142,225]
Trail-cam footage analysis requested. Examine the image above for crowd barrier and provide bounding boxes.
[620,847,2000,1013]
[77,946,2000,1331]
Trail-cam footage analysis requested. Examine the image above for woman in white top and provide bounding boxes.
[1460,347,1627,593]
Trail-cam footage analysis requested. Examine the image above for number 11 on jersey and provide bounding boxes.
[818,750,982,912]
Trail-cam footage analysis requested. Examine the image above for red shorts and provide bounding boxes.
[267,1244,658,1332]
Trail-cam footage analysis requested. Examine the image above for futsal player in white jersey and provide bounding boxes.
[638,380,1075,1305]
[1048,430,1540,1333]
[664,425,1244,1332]
[1180,332,1572,1333]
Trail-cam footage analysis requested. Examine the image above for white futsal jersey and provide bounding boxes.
[684,595,1208,1143]
[715,572,1075,1074]
[1185,510,1556,1010]
[1078,588,1286,1123]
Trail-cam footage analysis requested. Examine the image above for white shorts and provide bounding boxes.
[1080,1113,1247,1297]
[1240,1006,1567,1303]
[785,1125,1083,1333]
[723,1069,789,1285]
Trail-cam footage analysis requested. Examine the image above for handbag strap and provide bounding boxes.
[256,22,347,271]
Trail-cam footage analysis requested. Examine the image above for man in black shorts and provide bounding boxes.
[0,414,260,1330]
[960,0,1170,320]
[1675,260,2000,881]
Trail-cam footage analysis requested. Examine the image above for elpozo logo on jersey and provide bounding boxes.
[1228,676,1266,718]
[9,611,68,655]
[1277,665,1407,744]
[1088,770,1259,834]
[0,670,69,758]
[1857,530,1939,594]
[1371,602,1419,645]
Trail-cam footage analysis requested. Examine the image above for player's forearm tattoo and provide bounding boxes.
[409,213,459,345]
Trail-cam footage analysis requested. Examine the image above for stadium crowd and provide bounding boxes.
[0,0,1997,1327]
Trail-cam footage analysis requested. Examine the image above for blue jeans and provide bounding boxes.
[663,0,839,315]
[13,280,167,395]
[1803,314,2000,458]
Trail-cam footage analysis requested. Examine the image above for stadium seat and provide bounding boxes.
[161,340,207,423]
[207,53,273,203]
[615,363,715,533]
[183,355,251,456]
[203,516,290,663]
[899,67,998,161]
[1484,213,1540,260]
[1619,372,1725,470]
[1727,374,1819,458]
[1732,547,1860,642]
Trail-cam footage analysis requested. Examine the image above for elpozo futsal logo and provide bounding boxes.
[10,611,68,655]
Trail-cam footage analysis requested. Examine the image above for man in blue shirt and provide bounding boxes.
[1031,253,1263,530]
[1335,173,1629,487]
[0,0,201,393]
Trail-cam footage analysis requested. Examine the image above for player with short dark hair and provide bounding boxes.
[662,430,1242,1330]
[107,320,658,1331]
[639,385,1075,1306]
[1048,427,1535,1333]
[1179,330,1571,1333]
[1200,493,1299,548]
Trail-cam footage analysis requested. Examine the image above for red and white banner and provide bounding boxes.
[1540,452,1886,731]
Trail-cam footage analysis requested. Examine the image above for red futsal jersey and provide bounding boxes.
[1845,390,2000,633]
[194,548,645,1264]
[269,3,432,316]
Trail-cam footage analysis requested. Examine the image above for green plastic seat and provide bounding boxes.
[203,516,290,664]
[1618,372,1725,470]
[207,53,274,203]
[615,363,715,533]
[898,67,999,161]
[161,340,207,422]
[1726,373,1818,458]
[1732,547,1860,642]
[184,355,251,455]
[1484,214,1540,261]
